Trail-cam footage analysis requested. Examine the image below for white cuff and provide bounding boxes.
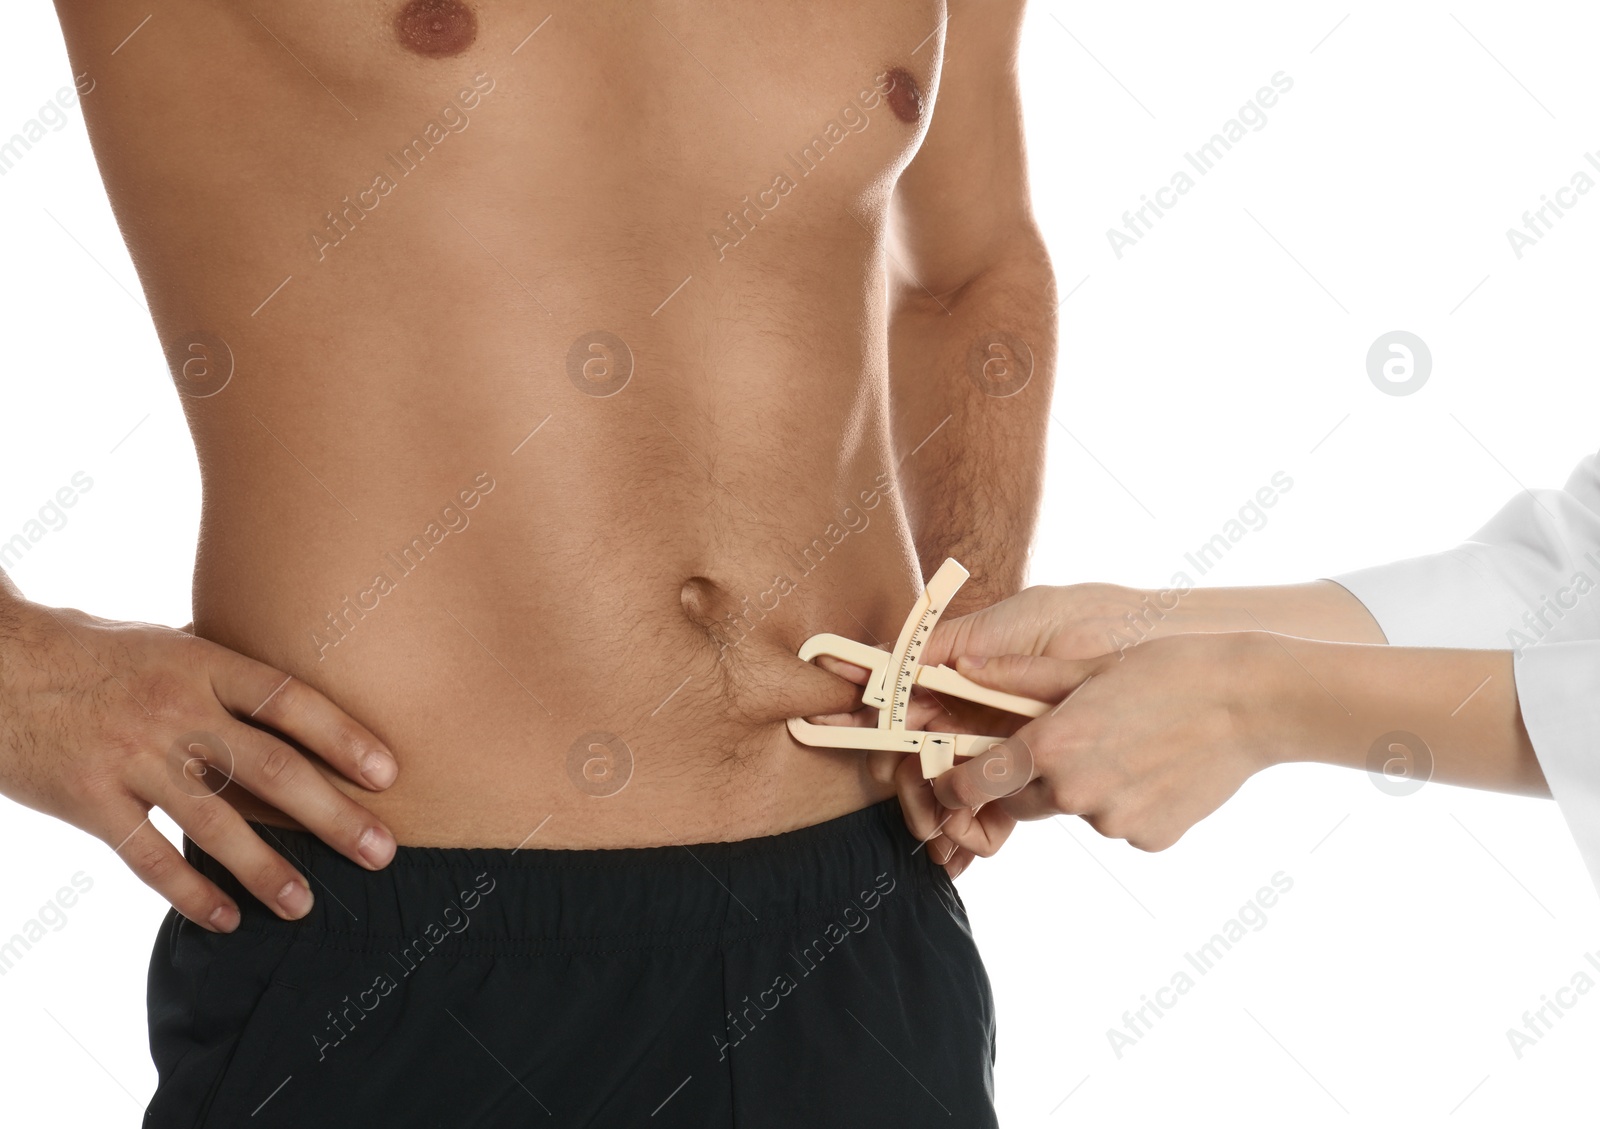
[1331,474,1600,651]
[1330,548,1528,650]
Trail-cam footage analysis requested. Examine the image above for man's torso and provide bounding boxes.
[53,0,947,846]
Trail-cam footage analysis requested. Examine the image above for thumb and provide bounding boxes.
[954,653,1096,705]
[933,734,1037,810]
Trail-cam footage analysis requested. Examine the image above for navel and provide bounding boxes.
[679,576,724,633]
[882,66,924,124]
[395,0,477,58]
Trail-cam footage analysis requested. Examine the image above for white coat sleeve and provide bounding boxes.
[1328,451,1600,894]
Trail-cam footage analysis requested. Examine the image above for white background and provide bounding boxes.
[3,2,1598,1126]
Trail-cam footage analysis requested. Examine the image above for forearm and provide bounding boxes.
[889,237,1056,610]
[1187,581,1387,641]
[1245,633,1546,795]
[1107,580,1388,646]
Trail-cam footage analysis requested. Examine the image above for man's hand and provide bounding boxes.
[0,599,399,933]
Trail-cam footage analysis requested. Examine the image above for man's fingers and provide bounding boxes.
[100,801,240,933]
[154,785,317,922]
[210,656,397,791]
[219,721,396,871]
[954,653,1094,704]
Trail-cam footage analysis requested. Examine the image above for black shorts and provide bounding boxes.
[144,799,998,1127]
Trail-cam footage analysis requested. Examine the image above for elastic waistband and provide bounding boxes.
[188,799,939,956]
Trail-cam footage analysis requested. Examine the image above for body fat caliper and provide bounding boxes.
[787,558,1052,779]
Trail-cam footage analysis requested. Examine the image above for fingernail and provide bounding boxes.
[208,904,239,933]
[358,826,396,869]
[361,749,397,788]
[276,879,313,919]
[805,713,853,726]
[963,655,987,669]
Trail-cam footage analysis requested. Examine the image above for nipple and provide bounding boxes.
[883,66,924,124]
[395,0,478,58]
